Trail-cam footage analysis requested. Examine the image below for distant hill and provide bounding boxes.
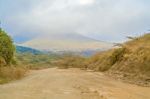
[16,45,43,55]
[21,33,113,52]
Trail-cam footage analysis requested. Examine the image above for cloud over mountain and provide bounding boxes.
[0,0,150,42]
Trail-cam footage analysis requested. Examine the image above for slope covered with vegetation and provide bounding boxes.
[110,34,150,76]
[15,45,61,69]
[56,33,150,86]
[86,33,150,85]
[15,52,60,70]
[0,29,26,84]
[16,45,43,55]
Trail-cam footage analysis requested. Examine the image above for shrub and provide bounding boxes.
[0,28,27,84]
[0,29,15,65]
[0,66,27,84]
[55,54,86,69]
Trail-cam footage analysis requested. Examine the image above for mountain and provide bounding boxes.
[21,33,113,53]
[16,45,43,55]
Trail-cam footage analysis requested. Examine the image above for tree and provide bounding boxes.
[0,29,15,65]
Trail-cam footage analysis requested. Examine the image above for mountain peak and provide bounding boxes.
[21,33,113,52]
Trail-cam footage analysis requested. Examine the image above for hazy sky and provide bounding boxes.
[0,0,150,43]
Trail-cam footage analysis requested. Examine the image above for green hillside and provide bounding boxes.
[16,45,43,55]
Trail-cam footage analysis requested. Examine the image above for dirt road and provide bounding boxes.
[0,68,150,99]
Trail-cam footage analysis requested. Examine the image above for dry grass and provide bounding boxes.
[86,33,150,84]
[86,47,126,71]
[0,66,27,84]
[33,33,150,83]
[55,33,150,78]
[110,34,150,80]
[15,53,60,70]
[55,54,87,69]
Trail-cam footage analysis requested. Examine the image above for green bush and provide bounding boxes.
[0,28,26,84]
[0,29,15,65]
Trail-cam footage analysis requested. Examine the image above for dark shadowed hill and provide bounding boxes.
[16,45,43,55]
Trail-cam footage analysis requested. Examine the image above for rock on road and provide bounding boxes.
[0,68,150,99]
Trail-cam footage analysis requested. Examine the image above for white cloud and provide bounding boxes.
[79,0,95,5]
[2,0,150,42]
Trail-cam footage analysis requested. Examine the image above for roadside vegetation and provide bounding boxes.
[86,34,150,85]
[56,33,150,86]
[0,27,62,84]
[1,26,149,86]
[0,28,26,84]
[55,53,87,69]
[15,53,60,70]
